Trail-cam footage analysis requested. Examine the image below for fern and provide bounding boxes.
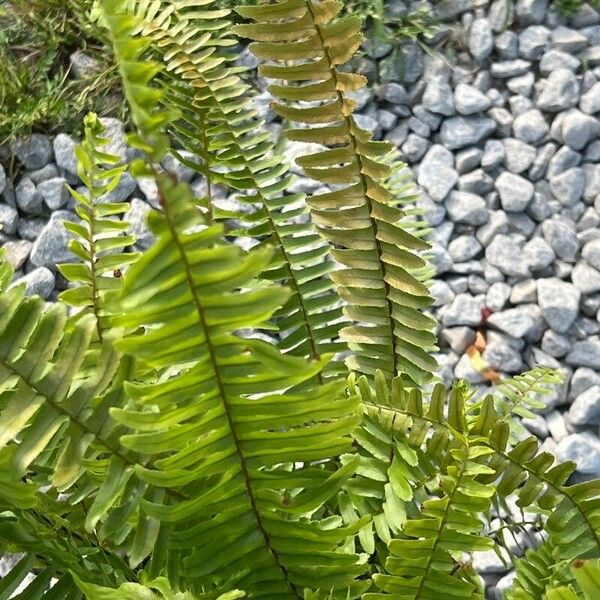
[99,2,368,596]
[127,0,345,377]
[58,112,140,338]
[495,366,564,421]
[1,1,599,598]
[235,0,437,384]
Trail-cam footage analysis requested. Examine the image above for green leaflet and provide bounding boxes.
[238,0,437,384]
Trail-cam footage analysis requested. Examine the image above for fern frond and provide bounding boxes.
[508,540,573,600]
[0,564,81,600]
[546,558,600,600]
[358,370,600,598]
[110,171,366,597]
[339,373,438,556]
[494,366,564,421]
[363,384,493,599]
[58,112,140,338]
[0,283,121,481]
[128,0,345,377]
[73,573,245,599]
[236,0,437,384]
[102,0,178,162]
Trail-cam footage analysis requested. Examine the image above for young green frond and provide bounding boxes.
[58,112,140,338]
[236,0,438,385]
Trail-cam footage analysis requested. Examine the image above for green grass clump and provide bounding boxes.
[0,0,123,144]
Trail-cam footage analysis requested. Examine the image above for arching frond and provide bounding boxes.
[110,171,366,597]
[126,0,345,377]
[236,0,437,384]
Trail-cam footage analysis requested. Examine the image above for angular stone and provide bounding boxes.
[455,148,482,174]
[580,82,600,114]
[482,331,523,373]
[537,278,580,333]
[15,177,42,214]
[547,146,581,178]
[567,339,600,369]
[2,239,31,269]
[556,432,600,476]
[529,142,557,181]
[417,145,458,201]
[448,235,482,262]
[53,134,79,176]
[469,18,494,61]
[454,83,491,115]
[422,78,455,116]
[401,134,429,162]
[541,330,571,357]
[549,167,585,207]
[481,139,505,171]
[442,293,483,327]
[13,267,55,299]
[69,50,100,78]
[552,25,589,53]
[37,177,69,210]
[504,138,536,174]
[491,60,532,78]
[440,327,476,354]
[561,109,600,150]
[30,211,79,268]
[125,198,154,250]
[513,108,549,143]
[486,282,512,312]
[495,171,534,212]
[582,238,600,270]
[12,134,53,169]
[539,49,580,75]
[570,386,600,425]
[377,82,408,104]
[430,280,455,307]
[519,25,550,60]
[572,262,600,294]
[488,306,537,338]
[515,0,548,24]
[0,204,18,235]
[584,164,600,202]
[537,69,580,112]
[439,116,496,150]
[542,217,579,261]
[486,234,529,277]
[507,71,535,96]
[510,279,537,304]
[445,191,489,225]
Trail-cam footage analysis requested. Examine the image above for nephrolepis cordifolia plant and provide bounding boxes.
[0,1,598,599]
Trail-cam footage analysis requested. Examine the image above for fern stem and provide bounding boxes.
[158,179,302,599]
[195,110,214,223]
[304,0,398,376]
[414,447,468,600]
[88,164,104,342]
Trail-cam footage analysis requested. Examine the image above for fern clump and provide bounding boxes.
[0,1,598,599]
